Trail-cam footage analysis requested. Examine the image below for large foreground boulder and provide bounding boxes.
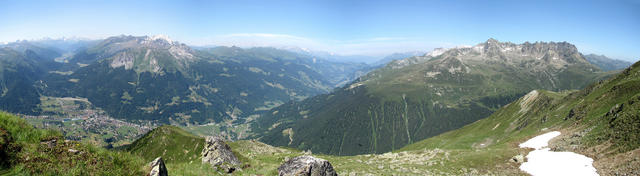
[148,157,168,176]
[201,136,241,173]
[278,155,337,176]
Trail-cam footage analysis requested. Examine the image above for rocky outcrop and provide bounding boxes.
[201,136,241,173]
[278,155,337,176]
[40,139,57,148]
[511,154,525,163]
[148,157,168,176]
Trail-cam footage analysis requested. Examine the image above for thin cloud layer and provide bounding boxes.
[197,33,449,57]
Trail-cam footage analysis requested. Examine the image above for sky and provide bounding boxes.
[0,0,638,61]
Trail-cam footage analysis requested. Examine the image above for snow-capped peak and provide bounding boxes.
[426,48,448,57]
[149,34,173,43]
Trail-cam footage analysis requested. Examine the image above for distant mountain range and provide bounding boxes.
[284,47,380,64]
[0,35,371,126]
[252,38,613,155]
[370,51,426,67]
[1,36,630,153]
[2,36,638,175]
[2,58,637,175]
[583,54,632,71]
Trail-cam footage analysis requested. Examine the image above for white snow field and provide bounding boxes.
[519,131,599,176]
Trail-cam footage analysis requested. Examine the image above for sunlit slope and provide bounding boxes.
[399,61,640,175]
[254,39,611,155]
[0,111,145,175]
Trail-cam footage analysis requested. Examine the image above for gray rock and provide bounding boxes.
[278,155,337,176]
[201,136,241,173]
[511,154,525,163]
[40,139,57,148]
[68,148,79,154]
[148,157,168,176]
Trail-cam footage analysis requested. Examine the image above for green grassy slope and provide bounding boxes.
[254,40,611,156]
[110,61,639,175]
[399,90,569,151]
[35,37,367,126]
[398,61,640,174]
[125,125,306,175]
[403,61,640,151]
[3,60,633,175]
[0,48,46,115]
[125,123,489,175]
[126,125,204,163]
[0,111,145,175]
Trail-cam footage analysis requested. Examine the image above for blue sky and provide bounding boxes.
[1,0,638,61]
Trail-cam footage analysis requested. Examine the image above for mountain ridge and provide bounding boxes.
[584,53,632,71]
[253,38,611,155]
[0,36,372,142]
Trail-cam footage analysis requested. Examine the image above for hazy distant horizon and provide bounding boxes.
[1,0,639,61]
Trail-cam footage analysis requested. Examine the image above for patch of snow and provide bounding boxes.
[448,66,462,74]
[519,131,559,149]
[519,131,599,176]
[425,71,441,78]
[502,47,513,52]
[150,34,173,43]
[427,48,447,57]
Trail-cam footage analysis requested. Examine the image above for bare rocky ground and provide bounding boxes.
[550,128,640,176]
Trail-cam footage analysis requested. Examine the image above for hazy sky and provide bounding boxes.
[1,0,638,61]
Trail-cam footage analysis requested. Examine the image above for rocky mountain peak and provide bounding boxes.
[99,35,190,51]
[148,34,173,43]
[444,39,586,64]
[426,48,448,57]
[387,39,594,73]
[485,38,499,45]
[96,35,197,73]
[139,35,185,49]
